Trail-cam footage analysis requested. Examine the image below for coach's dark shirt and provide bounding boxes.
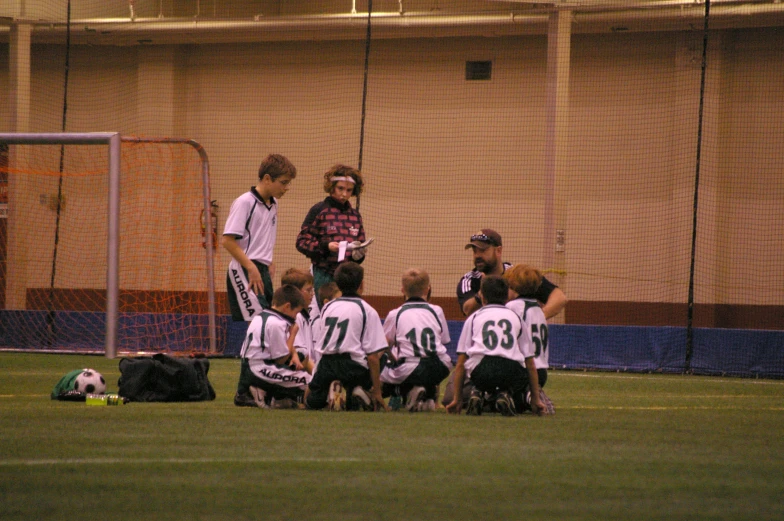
[456,262,557,314]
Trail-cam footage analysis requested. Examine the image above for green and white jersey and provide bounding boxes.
[223,187,277,265]
[293,307,316,360]
[506,297,549,369]
[240,309,311,391]
[381,299,452,383]
[309,307,323,365]
[456,304,534,377]
[240,308,294,362]
[314,296,387,368]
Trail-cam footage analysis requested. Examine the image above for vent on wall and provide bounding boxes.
[465,60,492,81]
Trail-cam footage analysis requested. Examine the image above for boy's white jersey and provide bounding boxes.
[239,308,293,361]
[309,307,323,365]
[383,300,452,365]
[456,304,534,377]
[293,307,316,359]
[223,189,277,265]
[506,297,549,369]
[314,296,388,368]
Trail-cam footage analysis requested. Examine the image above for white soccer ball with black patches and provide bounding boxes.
[74,368,106,394]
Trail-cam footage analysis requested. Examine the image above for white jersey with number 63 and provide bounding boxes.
[456,304,535,377]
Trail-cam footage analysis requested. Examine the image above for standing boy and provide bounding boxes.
[223,154,297,321]
[381,268,452,412]
[306,262,388,412]
[234,285,312,408]
[446,275,546,416]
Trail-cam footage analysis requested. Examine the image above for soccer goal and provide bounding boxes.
[0,132,219,358]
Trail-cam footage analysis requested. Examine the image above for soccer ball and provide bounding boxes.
[74,368,106,394]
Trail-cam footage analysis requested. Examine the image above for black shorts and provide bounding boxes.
[226,260,273,321]
[470,356,529,394]
[236,359,306,402]
[381,355,450,400]
[538,368,548,388]
[470,356,530,412]
[442,360,541,410]
[306,353,371,410]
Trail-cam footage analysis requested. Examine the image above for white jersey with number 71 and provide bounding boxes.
[314,296,388,369]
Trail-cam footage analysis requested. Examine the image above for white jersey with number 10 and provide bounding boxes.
[383,301,452,365]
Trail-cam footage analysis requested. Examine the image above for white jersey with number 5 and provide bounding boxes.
[314,296,388,368]
[456,304,534,377]
[506,297,549,369]
[381,300,453,383]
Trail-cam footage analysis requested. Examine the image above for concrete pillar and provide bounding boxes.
[542,9,572,321]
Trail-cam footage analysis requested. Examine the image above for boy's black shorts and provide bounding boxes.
[381,355,450,400]
[237,359,306,403]
[226,259,273,321]
[470,356,529,412]
[306,353,371,410]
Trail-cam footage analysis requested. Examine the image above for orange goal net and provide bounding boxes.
[0,134,222,356]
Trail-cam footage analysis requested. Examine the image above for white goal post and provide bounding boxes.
[0,132,218,358]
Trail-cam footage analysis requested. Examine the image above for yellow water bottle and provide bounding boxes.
[86,393,127,406]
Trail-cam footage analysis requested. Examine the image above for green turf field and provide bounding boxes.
[0,352,782,521]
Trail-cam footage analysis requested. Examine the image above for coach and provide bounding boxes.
[456,229,568,319]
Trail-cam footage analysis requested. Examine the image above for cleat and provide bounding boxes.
[249,386,270,409]
[539,389,556,416]
[273,397,304,409]
[234,391,257,407]
[405,386,426,412]
[420,399,436,412]
[465,389,484,416]
[351,387,374,411]
[495,391,516,417]
[327,380,346,411]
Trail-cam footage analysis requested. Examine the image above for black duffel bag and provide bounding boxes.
[118,353,216,402]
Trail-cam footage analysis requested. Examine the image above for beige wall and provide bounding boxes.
[1,27,782,309]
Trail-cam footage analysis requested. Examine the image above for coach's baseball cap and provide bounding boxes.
[465,229,502,250]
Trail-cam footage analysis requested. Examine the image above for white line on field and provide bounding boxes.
[566,394,783,399]
[553,372,784,385]
[563,405,784,411]
[0,457,363,467]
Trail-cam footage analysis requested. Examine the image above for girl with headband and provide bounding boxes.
[296,164,368,306]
